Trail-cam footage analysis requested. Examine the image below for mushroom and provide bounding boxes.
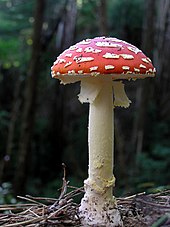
[51,37,156,226]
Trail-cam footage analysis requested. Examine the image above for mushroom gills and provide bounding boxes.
[113,81,131,108]
[59,76,81,85]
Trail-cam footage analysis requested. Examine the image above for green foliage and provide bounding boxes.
[26,176,83,203]
[130,103,170,193]
[0,39,20,65]
[63,115,88,179]
[0,0,34,69]
[0,182,16,204]
[76,0,99,38]
[136,144,170,189]
[108,0,144,43]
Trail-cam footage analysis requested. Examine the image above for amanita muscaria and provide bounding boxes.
[51,37,156,226]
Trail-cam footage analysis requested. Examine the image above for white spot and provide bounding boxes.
[95,41,122,48]
[91,72,100,76]
[76,48,83,53]
[79,40,91,45]
[90,66,98,71]
[84,47,102,53]
[105,37,123,43]
[127,46,142,54]
[103,53,120,59]
[94,36,105,39]
[146,68,154,74]
[78,70,84,74]
[94,49,102,53]
[153,68,156,73]
[65,53,72,57]
[64,61,72,68]
[122,66,130,70]
[139,64,147,69]
[120,54,134,60]
[52,71,60,76]
[126,71,133,74]
[134,68,140,72]
[105,65,115,70]
[84,47,94,53]
[51,71,55,76]
[54,59,66,64]
[141,58,150,64]
[147,57,152,62]
[69,45,78,50]
[53,60,58,65]
[75,56,94,63]
[68,70,75,74]
[58,59,66,63]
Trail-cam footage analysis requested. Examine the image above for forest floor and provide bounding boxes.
[0,186,170,226]
[0,167,170,227]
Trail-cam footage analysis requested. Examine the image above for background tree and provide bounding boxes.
[134,0,170,188]
[98,0,108,36]
[13,0,46,194]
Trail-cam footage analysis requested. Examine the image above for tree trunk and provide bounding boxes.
[131,0,156,162]
[154,0,170,120]
[48,0,77,174]
[62,0,77,50]
[98,0,108,36]
[13,0,45,195]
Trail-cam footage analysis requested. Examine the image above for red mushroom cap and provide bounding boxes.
[51,37,156,80]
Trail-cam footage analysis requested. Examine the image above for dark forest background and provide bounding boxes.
[0,0,170,202]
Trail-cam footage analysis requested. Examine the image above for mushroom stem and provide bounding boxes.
[79,77,122,226]
[88,78,114,195]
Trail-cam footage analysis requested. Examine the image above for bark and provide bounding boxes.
[131,0,156,161]
[41,0,77,178]
[62,0,77,50]
[13,0,45,195]
[154,0,170,120]
[98,0,108,36]
[131,0,170,168]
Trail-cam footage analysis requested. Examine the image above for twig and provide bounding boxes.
[17,196,46,207]
[47,202,72,219]
[59,163,68,200]
[0,203,35,211]
[117,192,146,200]
[135,197,170,210]
[0,182,80,226]
[1,216,44,227]
[26,194,58,203]
[63,187,84,200]
[151,190,170,198]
